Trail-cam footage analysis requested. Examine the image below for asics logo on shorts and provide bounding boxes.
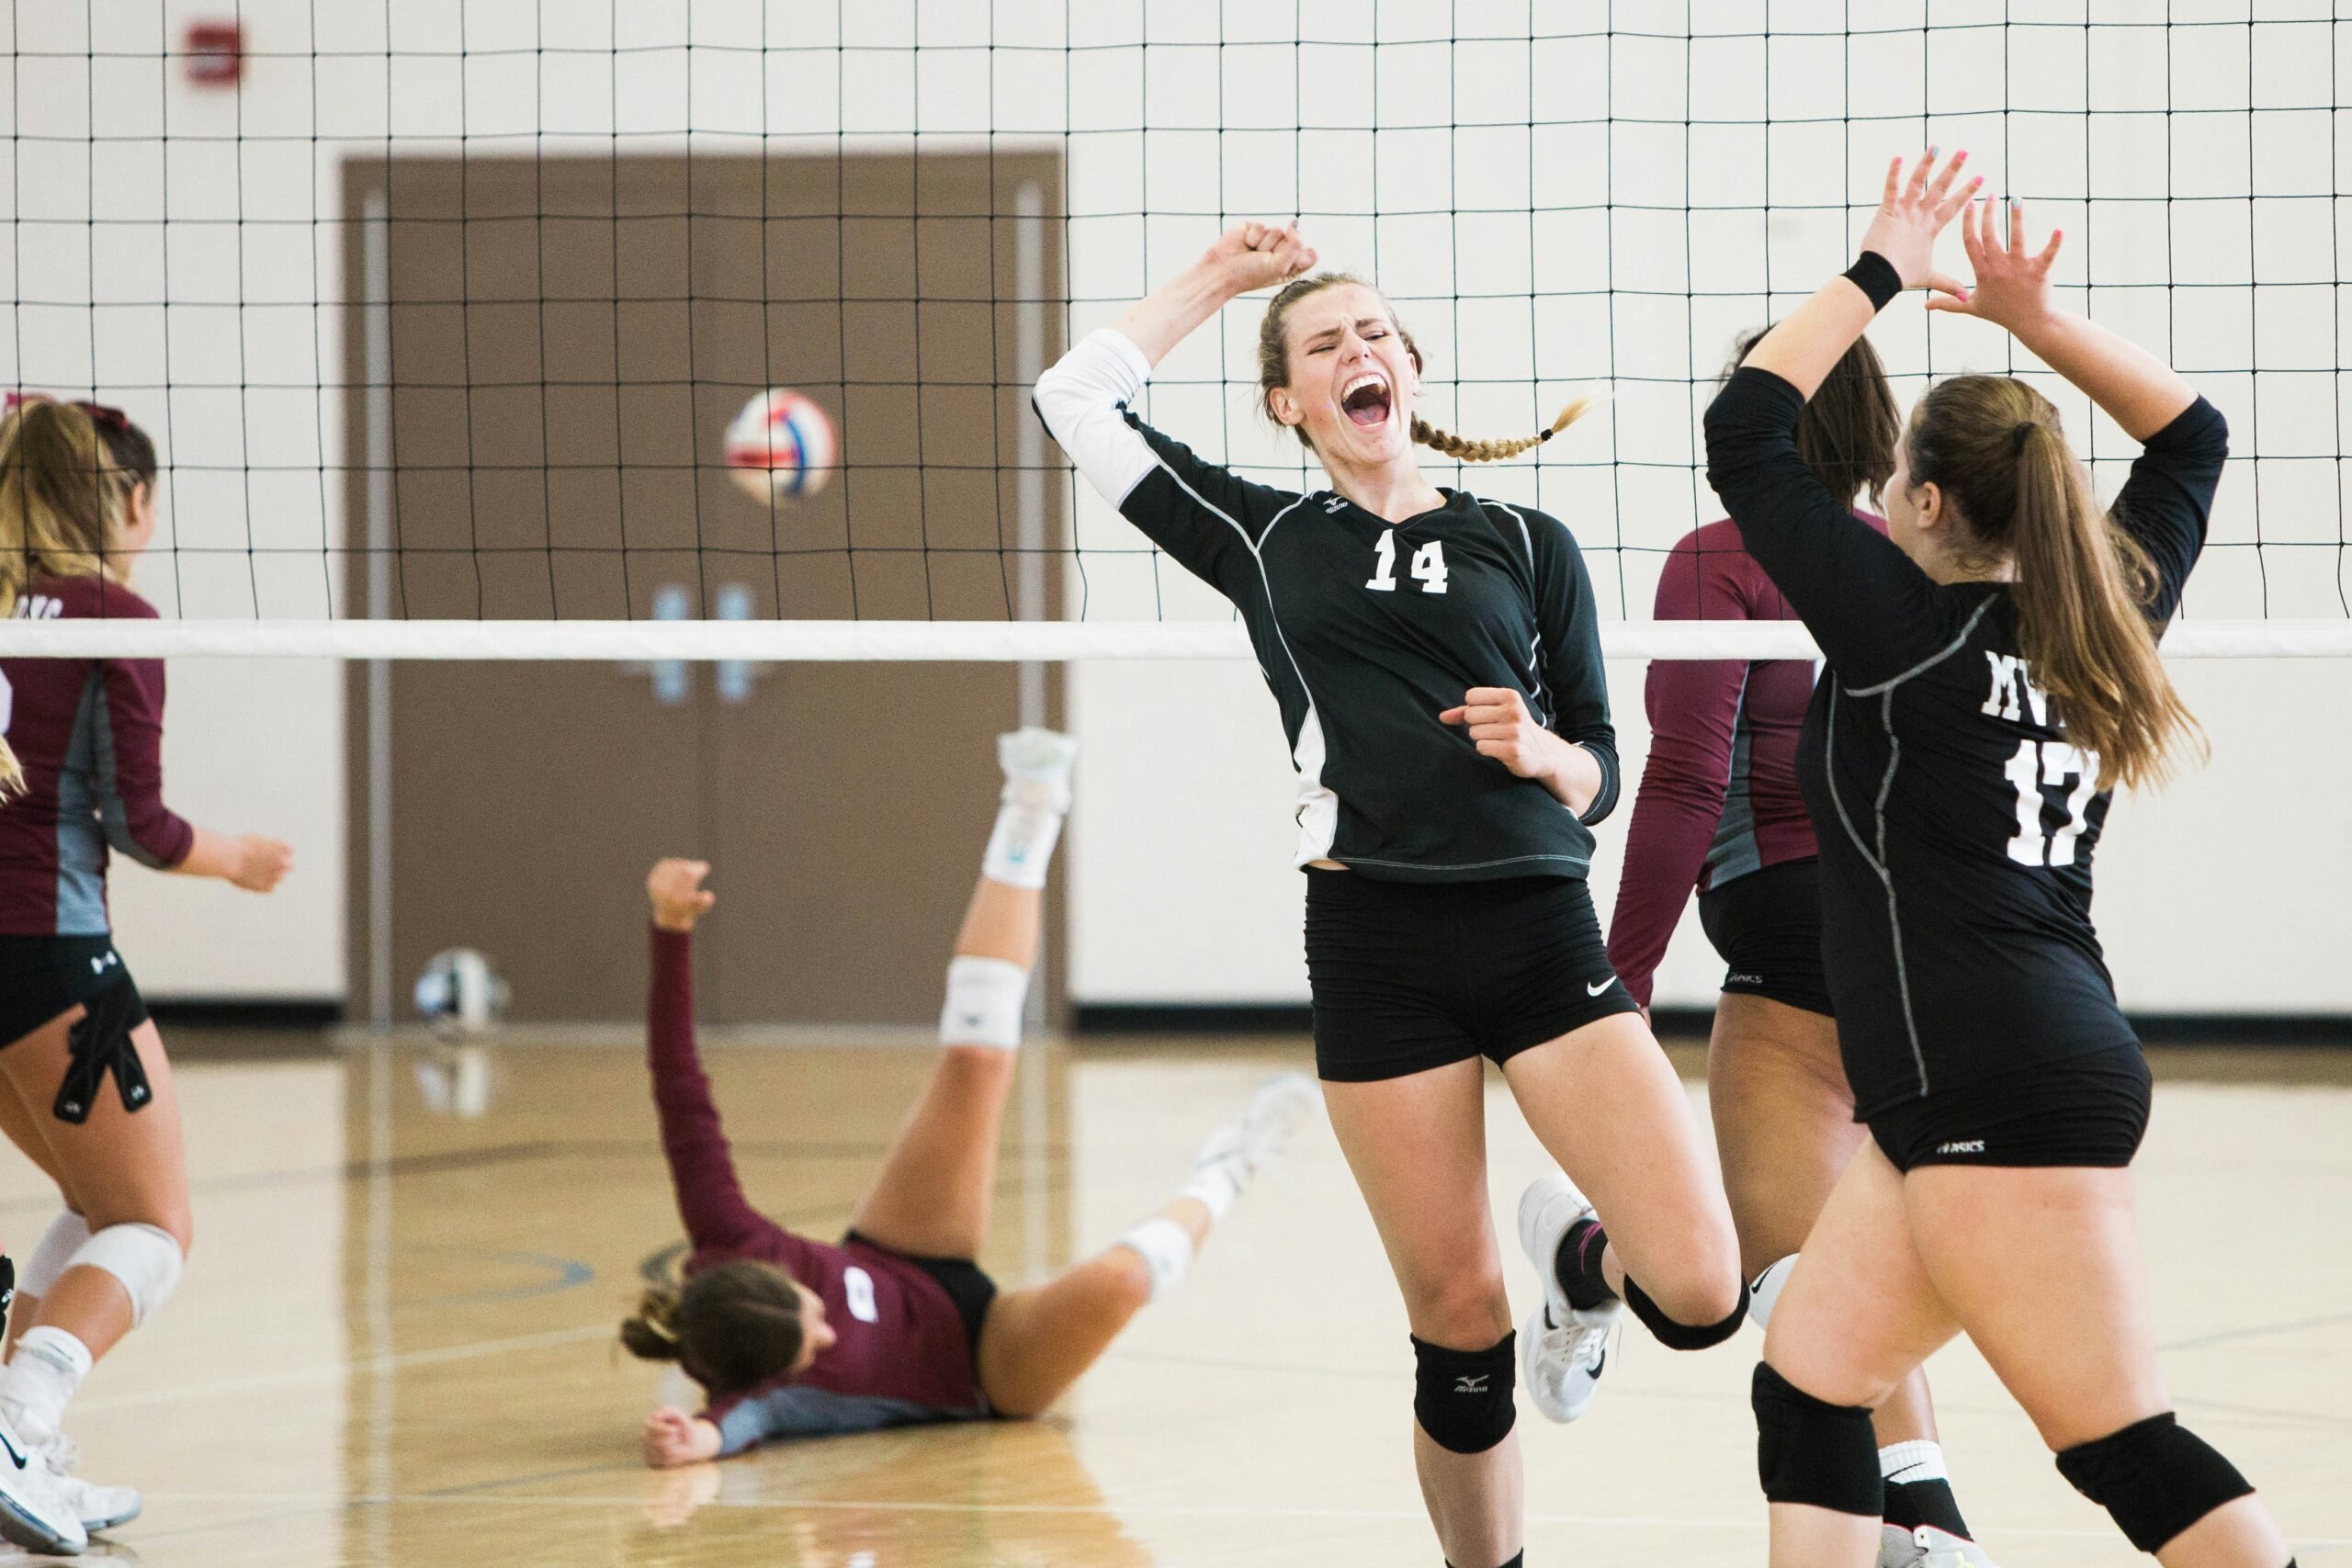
[1936,1139,1985,1156]
[1453,1373,1490,1393]
[89,950,119,975]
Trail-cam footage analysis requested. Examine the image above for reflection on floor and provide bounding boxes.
[11,1035,2346,1566]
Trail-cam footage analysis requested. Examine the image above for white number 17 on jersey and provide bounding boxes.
[1366,533,1448,594]
[2003,740,2098,867]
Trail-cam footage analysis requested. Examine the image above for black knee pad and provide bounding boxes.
[1626,1275,1747,1350]
[1411,1332,1517,1455]
[2055,1412,2254,1553]
[1752,1362,1883,1517]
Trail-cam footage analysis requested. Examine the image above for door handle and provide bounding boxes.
[623,583,693,705]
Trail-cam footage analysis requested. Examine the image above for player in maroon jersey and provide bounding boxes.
[1606,336,1995,1568]
[0,395,291,1547]
[624,730,1316,1464]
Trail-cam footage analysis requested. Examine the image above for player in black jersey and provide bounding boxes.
[1036,223,1745,1568]
[1706,152,2296,1568]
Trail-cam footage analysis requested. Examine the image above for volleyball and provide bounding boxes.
[413,947,510,1038]
[724,388,837,503]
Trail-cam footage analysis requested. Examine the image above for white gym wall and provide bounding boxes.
[6,1,2343,1013]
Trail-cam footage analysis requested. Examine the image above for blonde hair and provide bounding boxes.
[1905,375,2204,791]
[0,398,153,796]
[1257,271,1592,463]
[0,399,140,616]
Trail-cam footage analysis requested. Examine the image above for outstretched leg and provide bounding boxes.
[978,1074,1317,1416]
[848,729,1074,1261]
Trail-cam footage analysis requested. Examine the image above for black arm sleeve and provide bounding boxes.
[1524,506,1621,825]
[1704,367,1960,687]
[1032,328,1306,603]
[2105,396,2228,625]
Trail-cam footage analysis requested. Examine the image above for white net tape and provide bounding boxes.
[0,619,2340,661]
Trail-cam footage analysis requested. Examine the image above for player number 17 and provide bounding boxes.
[1365,532,1449,594]
[2002,739,2098,867]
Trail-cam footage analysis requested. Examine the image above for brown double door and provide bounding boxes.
[343,152,1065,1026]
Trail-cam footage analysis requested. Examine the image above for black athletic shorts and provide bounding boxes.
[1305,869,1640,1083]
[1867,1046,2153,1173]
[842,1229,999,1357]
[1697,858,1833,1019]
[0,934,154,1125]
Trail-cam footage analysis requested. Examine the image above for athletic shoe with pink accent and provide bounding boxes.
[1516,1171,1619,1424]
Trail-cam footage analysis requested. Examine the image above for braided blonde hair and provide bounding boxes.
[1258,272,1593,462]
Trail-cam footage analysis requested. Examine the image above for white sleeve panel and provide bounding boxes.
[1032,327,1159,508]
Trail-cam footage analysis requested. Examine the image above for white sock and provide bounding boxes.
[0,1327,93,1445]
[1880,1438,1949,1484]
[1178,1156,1244,1222]
[981,798,1065,890]
[1177,1115,1258,1220]
[1114,1216,1195,1302]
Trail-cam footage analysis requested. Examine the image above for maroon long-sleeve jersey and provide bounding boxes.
[1604,515,1882,1008]
[645,927,989,1452]
[0,576,193,935]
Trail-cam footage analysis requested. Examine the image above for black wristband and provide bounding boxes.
[1842,251,1903,311]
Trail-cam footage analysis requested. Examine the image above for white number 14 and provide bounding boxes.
[2003,739,2098,866]
[1365,533,1448,594]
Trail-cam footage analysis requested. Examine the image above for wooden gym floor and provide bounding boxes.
[13,1033,2347,1566]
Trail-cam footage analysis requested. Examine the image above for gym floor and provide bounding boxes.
[21,1033,2348,1566]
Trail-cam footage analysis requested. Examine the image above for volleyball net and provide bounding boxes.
[4,4,2347,660]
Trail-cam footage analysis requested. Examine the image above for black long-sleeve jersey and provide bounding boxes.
[1705,364,2225,1116]
[1035,328,1619,883]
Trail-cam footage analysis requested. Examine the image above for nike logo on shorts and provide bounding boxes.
[1585,977,1613,997]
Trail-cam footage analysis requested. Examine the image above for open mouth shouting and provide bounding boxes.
[1341,371,1393,431]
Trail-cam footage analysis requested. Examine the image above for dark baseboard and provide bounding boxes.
[1073,1003,1314,1035]
[145,998,345,1031]
[1079,1002,2352,1046]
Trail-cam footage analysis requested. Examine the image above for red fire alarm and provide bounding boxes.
[184,21,243,85]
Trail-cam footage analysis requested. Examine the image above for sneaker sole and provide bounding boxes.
[83,1498,140,1533]
[0,1483,82,1556]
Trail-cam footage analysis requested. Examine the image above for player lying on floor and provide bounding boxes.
[622,729,1316,1463]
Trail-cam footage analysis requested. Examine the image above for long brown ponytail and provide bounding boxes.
[1258,271,1592,461]
[1905,375,2202,790]
[618,1259,806,1394]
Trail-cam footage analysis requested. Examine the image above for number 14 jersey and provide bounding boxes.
[1035,328,1620,883]
[1705,367,2228,1117]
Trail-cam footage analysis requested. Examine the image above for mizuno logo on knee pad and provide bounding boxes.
[1413,1333,1518,1455]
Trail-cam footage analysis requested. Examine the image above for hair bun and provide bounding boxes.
[616,1286,684,1362]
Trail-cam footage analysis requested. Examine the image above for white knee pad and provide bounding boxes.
[1114,1217,1193,1303]
[1747,1253,1797,1335]
[938,956,1030,1050]
[69,1223,183,1327]
[18,1212,92,1299]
